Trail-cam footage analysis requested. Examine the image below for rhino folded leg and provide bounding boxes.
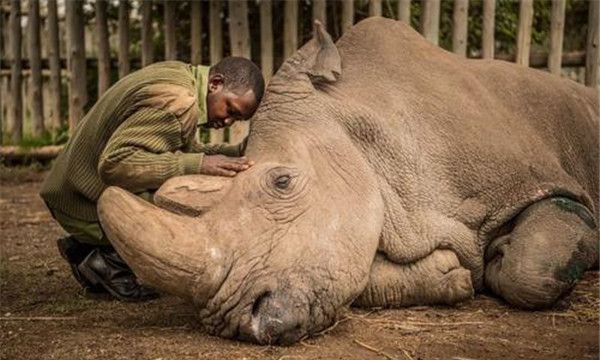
[485,197,598,309]
[353,250,474,308]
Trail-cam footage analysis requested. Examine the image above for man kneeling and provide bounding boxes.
[40,58,265,301]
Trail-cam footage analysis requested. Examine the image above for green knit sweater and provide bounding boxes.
[40,61,246,222]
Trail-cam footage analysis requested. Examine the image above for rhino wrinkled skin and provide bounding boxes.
[97,18,599,345]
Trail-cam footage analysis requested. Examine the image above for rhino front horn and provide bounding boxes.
[97,186,231,306]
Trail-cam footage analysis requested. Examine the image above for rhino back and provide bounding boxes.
[334,17,598,241]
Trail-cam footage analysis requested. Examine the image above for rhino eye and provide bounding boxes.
[274,175,291,189]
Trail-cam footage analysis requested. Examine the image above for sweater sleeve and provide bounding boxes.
[98,107,204,193]
[188,136,249,157]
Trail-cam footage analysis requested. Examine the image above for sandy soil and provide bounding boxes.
[1,168,598,360]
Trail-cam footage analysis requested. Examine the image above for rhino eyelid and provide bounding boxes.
[273,175,291,189]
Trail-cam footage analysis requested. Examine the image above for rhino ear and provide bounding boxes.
[305,21,342,84]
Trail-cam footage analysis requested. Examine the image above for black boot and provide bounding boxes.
[56,236,107,294]
[77,248,159,302]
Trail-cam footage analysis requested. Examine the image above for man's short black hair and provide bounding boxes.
[210,57,265,104]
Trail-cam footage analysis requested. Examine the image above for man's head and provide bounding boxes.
[206,57,265,129]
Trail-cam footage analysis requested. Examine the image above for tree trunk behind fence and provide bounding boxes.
[228,0,251,144]
[516,0,533,67]
[66,0,87,134]
[141,0,154,67]
[452,0,468,57]
[209,0,224,144]
[313,0,326,27]
[9,0,22,143]
[548,0,566,76]
[369,0,381,17]
[164,1,177,60]
[420,0,440,45]
[283,0,298,60]
[47,0,61,130]
[341,0,354,33]
[191,1,202,65]
[482,0,495,59]
[96,0,111,96]
[28,0,44,137]
[119,0,130,77]
[397,0,410,23]
[260,0,273,81]
[585,0,599,89]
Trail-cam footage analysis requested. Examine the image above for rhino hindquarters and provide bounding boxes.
[353,250,474,308]
[484,197,598,309]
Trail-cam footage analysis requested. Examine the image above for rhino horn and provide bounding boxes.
[97,186,230,306]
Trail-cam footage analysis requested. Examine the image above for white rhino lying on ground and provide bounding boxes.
[97,17,599,345]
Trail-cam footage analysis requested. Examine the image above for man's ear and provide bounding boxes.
[208,74,224,93]
[305,20,342,85]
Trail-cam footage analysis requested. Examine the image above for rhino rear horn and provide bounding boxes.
[306,20,342,84]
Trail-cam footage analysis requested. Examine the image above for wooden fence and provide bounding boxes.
[0,0,598,150]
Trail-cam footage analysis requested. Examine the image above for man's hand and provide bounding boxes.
[200,155,254,177]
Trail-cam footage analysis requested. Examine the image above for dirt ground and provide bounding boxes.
[1,167,598,360]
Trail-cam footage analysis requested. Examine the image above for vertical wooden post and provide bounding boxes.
[260,0,273,81]
[548,0,566,75]
[164,0,177,60]
[516,0,534,67]
[283,0,298,60]
[141,0,154,67]
[118,0,130,77]
[397,0,411,23]
[209,0,224,144]
[420,0,441,45]
[66,0,88,134]
[585,0,599,88]
[341,0,354,33]
[47,0,62,130]
[482,0,495,59]
[9,0,22,143]
[369,0,382,17]
[191,0,202,65]
[96,0,111,95]
[452,0,468,57]
[313,0,326,27]
[28,0,44,137]
[228,0,250,144]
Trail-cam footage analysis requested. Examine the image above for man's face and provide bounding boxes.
[206,74,258,129]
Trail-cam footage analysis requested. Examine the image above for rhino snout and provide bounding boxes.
[239,291,308,345]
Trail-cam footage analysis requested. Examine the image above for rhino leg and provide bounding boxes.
[353,250,474,307]
[485,197,598,309]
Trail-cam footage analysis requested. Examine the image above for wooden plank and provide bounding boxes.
[0,145,63,162]
[397,0,411,23]
[313,0,326,27]
[209,0,224,144]
[140,0,154,67]
[516,0,534,67]
[283,0,298,60]
[66,0,87,134]
[452,0,468,57]
[260,0,273,81]
[228,0,250,144]
[191,0,202,66]
[341,0,354,33]
[420,0,441,45]
[369,0,382,17]
[585,0,599,88]
[548,0,566,75]
[28,0,44,137]
[46,0,61,130]
[96,0,111,95]
[482,0,495,59]
[118,0,130,77]
[164,0,177,60]
[9,0,22,143]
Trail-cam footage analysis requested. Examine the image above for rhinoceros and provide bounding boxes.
[97,18,599,345]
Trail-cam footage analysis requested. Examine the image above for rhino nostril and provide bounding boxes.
[252,291,272,316]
